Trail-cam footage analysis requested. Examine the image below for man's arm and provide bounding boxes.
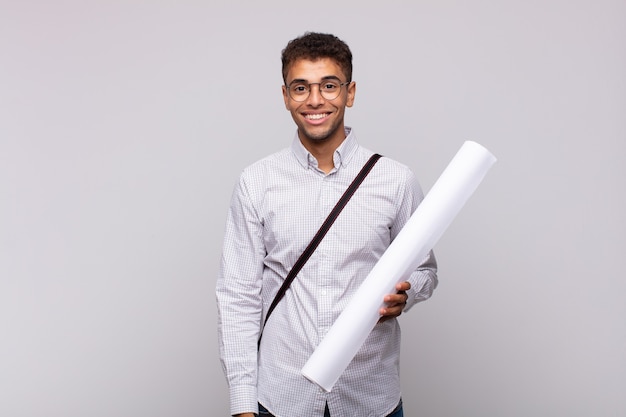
[383,167,438,316]
[378,253,438,321]
[217,174,265,416]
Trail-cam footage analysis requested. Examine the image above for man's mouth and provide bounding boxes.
[304,113,330,120]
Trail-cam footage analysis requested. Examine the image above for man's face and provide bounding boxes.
[282,58,355,147]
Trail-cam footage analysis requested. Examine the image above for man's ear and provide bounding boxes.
[346,81,356,108]
[282,85,290,110]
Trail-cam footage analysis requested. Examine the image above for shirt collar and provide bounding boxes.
[291,127,359,171]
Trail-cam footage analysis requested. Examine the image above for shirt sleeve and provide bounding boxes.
[216,173,265,415]
[390,168,438,311]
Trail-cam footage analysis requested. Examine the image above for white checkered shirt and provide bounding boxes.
[217,128,437,417]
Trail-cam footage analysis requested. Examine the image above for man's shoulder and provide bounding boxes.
[356,148,423,198]
[360,148,415,179]
[236,147,296,189]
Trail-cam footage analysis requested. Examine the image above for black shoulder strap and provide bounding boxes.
[259,153,382,346]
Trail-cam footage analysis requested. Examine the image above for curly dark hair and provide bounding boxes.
[281,32,353,84]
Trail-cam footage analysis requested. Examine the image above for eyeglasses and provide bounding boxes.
[286,79,350,102]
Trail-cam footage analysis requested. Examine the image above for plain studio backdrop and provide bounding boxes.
[1,1,624,416]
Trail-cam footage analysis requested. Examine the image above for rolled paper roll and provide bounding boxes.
[301,141,497,392]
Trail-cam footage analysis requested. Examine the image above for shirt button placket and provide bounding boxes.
[318,174,335,337]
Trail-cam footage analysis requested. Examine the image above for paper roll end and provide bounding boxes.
[301,367,333,392]
[463,140,497,164]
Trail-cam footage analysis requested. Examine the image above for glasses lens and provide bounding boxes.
[320,81,342,100]
[289,82,309,101]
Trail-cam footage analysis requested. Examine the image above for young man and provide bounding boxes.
[217,32,438,417]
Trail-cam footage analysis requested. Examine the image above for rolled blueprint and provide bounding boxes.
[301,141,497,392]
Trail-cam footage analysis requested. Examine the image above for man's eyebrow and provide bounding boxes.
[288,75,342,84]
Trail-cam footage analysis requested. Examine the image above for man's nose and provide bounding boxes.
[306,83,325,105]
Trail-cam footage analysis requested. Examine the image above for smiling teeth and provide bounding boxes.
[305,113,328,120]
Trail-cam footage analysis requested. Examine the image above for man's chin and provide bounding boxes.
[299,126,338,143]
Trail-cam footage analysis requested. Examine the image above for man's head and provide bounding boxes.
[281,32,353,84]
[280,32,356,149]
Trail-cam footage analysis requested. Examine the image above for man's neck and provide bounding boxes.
[300,134,346,174]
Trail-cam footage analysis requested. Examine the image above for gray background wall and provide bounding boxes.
[1,1,624,416]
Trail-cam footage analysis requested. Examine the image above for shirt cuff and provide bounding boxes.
[230,384,258,416]
[405,270,437,311]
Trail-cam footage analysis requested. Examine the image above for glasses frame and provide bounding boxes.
[285,80,351,102]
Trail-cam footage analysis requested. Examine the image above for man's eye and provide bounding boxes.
[323,83,338,90]
[292,85,307,93]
